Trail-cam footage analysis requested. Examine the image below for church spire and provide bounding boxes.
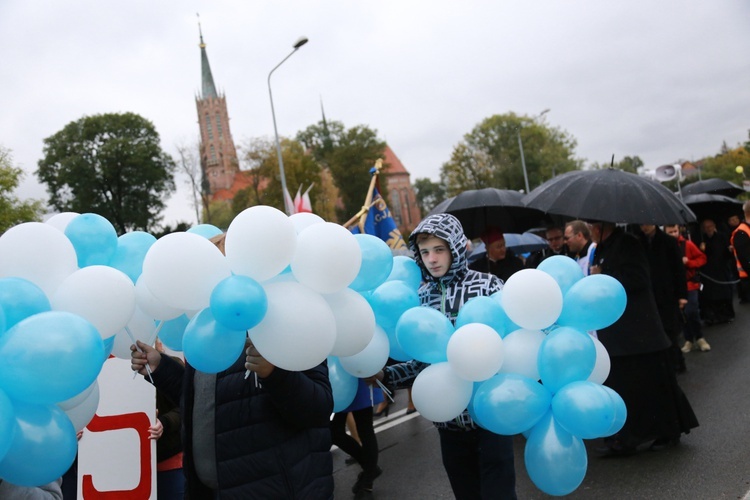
[198,14,218,99]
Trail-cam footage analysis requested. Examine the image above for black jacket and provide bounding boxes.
[151,353,333,499]
[469,249,524,283]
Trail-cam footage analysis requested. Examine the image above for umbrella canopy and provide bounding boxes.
[681,193,743,222]
[522,168,696,225]
[427,188,545,239]
[468,232,549,263]
[681,178,744,199]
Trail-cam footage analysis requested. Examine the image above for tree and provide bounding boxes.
[413,177,446,214]
[0,147,45,233]
[694,144,750,187]
[174,141,204,225]
[297,120,387,221]
[36,112,176,234]
[590,155,644,174]
[440,112,583,195]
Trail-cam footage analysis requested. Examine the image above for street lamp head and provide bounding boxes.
[539,108,550,118]
[293,36,309,49]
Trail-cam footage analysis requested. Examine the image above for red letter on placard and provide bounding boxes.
[81,412,152,499]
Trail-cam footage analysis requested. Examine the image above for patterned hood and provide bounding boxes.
[408,213,468,286]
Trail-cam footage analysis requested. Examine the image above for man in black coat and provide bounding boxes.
[469,227,524,283]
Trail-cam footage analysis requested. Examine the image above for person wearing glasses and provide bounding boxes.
[525,226,568,269]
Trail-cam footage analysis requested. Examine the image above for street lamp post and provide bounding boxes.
[268,36,309,215]
[518,108,550,193]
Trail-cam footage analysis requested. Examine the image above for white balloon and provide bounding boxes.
[58,381,100,432]
[52,266,136,339]
[339,326,389,378]
[411,362,473,422]
[225,206,297,282]
[289,212,325,234]
[248,281,336,371]
[498,328,546,381]
[292,222,362,294]
[112,307,157,359]
[587,335,611,384]
[447,323,505,382]
[44,212,80,233]
[0,222,78,297]
[501,269,563,330]
[325,288,376,357]
[142,232,231,311]
[135,276,184,321]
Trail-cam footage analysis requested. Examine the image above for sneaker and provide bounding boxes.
[352,466,382,494]
[696,338,711,351]
[681,341,693,353]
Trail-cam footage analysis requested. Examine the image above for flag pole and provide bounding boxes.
[343,159,383,230]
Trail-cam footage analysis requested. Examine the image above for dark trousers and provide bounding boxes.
[330,407,378,473]
[739,278,750,303]
[157,468,186,500]
[683,290,703,342]
[438,427,516,500]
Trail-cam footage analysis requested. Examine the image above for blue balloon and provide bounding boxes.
[158,314,190,351]
[601,385,627,437]
[102,335,115,361]
[455,296,506,337]
[538,327,596,394]
[182,308,247,373]
[387,255,422,291]
[473,373,551,435]
[0,312,105,404]
[466,382,487,430]
[557,274,627,331]
[108,231,157,283]
[537,255,584,296]
[382,324,411,362]
[187,224,223,239]
[0,278,51,332]
[368,280,420,330]
[524,411,588,496]
[395,306,454,363]
[64,213,118,267]
[0,304,5,337]
[490,291,521,335]
[210,275,268,331]
[328,356,358,412]
[349,234,394,292]
[0,388,15,461]
[551,381,619,439]
[0,401,77,487]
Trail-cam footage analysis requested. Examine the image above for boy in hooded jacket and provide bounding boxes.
[372,213,516,499]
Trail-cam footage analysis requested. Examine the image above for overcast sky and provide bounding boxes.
[2,0,748,226]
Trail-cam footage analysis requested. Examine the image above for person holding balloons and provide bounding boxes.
[371,213,517,500]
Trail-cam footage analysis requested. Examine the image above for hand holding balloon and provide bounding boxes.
[245,341,275,379]
[130,340,161,377]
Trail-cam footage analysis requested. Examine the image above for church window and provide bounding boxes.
[205,114,213,140]
[216,114,223,138]
[210,145,217,163]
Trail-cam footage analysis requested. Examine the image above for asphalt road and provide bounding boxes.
[332,301,750,499]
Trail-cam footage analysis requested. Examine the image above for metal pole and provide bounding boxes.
[518,131,530,194]
[268,37,308,215]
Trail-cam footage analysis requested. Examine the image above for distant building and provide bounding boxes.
[382,145,422,234]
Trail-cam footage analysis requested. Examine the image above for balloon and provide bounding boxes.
[349,234,394,292]
[141,232,231,311]
[382,324,411,362]
[328,357,358,412]
[537,255,585,296]
[369,280,420,330]
[524,411,588,496]
[339,326,390,378]
[0,401,77,487]
[490,290,521,335]
[387,255,422,291]
[0,388,15,461]
[291,222,362,294]
[44,211,79,233]
[51,266,137,338]
[158,314,190,351]
[182,308,247,373]
[135,276,184,321]
[551,381,619,439]
[455,296,506,337]
[64,213,118,267]
[289,212,325,233]
[109,231,157,283]
[395,306,454,363]
[447,323,504,382]
[324,288,376,357]
[57,381,100,432]
[111,307,157,359]
[248,281,336,371]
[0,311,104,404]
[557,274,627,331]
[187,224,223,239]
[587,335,611,384]
[498,328,546,380]
[411,362,473,422]
[225,206,297,282]
[538,327,596,394]
[0,222,78,297]
[210,275,268,331]
[601,385,627,436]
[102,335,115,360]
[0,277,51,331]
[473,373,551,435]
[501,269,563,330]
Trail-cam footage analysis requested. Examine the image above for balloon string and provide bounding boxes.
[376,379,395,403]
[146,320,165,347]
[126,326,154,384]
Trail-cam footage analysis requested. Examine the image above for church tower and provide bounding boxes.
[196,24,239,196]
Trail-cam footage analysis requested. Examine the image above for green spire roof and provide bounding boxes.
[198,21,218,99]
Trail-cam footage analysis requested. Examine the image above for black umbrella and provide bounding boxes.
[427,188,545,239]
[681,178,744,198]
[468,232,549,263]
[681,193,743,222]
[522,168,696,225]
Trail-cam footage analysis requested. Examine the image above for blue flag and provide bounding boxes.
[350,187,407,251]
